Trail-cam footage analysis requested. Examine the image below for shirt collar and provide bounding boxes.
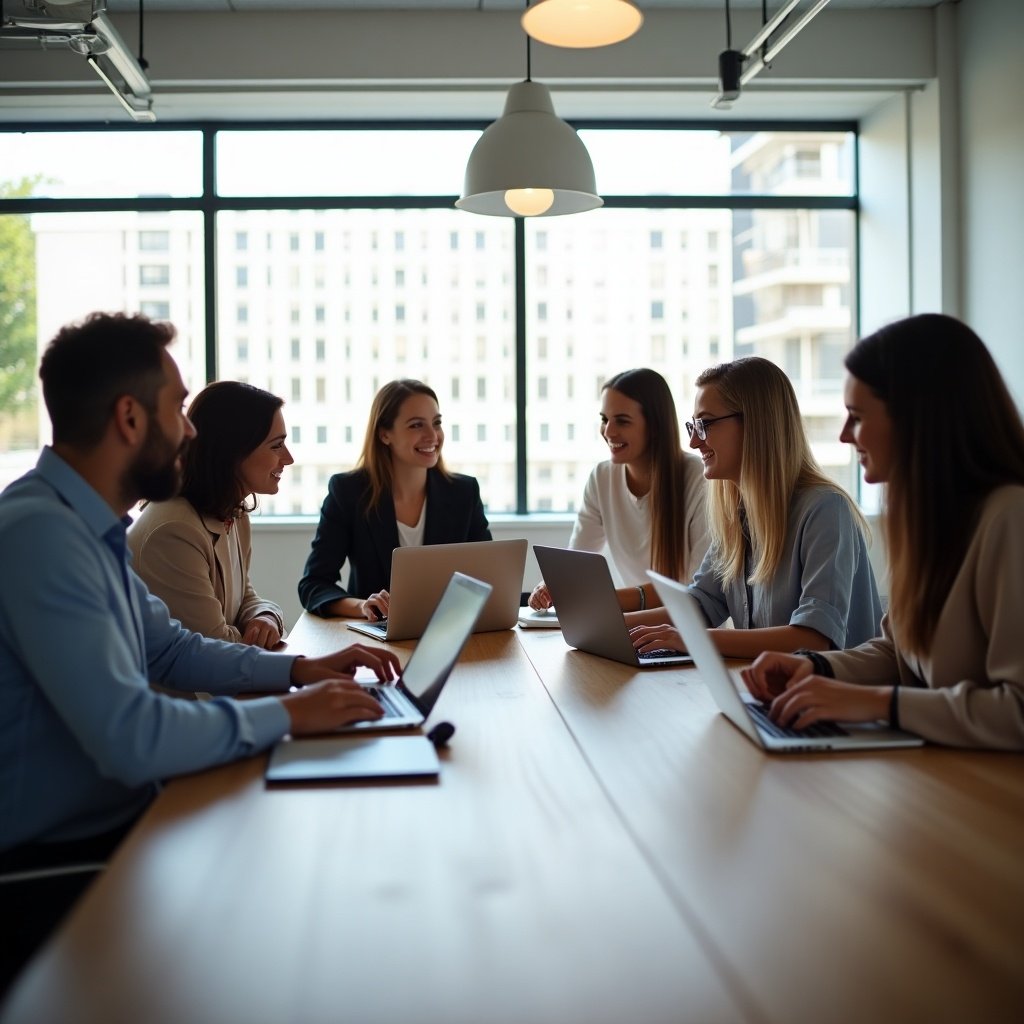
[36,446,127,543]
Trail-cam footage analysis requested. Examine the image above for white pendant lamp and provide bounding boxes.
[457,80,602,218]
[522,0,643,49]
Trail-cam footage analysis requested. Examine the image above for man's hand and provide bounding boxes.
[290,643,402,686]
[241,614,282,650]
[279,680,384,735]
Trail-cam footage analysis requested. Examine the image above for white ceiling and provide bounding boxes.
[2,1,949,122]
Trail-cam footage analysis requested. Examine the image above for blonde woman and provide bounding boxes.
[631,356,882,660]
[744,315,1024,749]
[298,379,490,621]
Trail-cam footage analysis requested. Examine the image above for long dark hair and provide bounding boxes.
[602,368,690,579]
[357,379,449,512]
[845,313,1024,654]
[179,381,284,521]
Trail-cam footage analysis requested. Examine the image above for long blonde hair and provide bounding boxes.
[697,357,866,585]
[603,368,691,579]
[357,379,449,512]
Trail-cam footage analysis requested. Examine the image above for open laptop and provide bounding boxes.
[647,570,925,752]
[338,571,492,732]
[348,539,527,642]
[533,546,691,668]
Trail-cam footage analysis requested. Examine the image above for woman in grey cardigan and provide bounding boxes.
[743,314,1024,749]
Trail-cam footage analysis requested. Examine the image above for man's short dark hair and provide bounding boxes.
[39,313,176,448]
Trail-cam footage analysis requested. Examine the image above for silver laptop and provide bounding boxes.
[647,570,924,752]
[349,539,527,642]
[533,546,691,668]
[339,571,492,732]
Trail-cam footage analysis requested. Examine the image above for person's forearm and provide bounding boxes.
[324,596,364,617]
[623,607,670,628]
[711,624,829,659]
[615,582,660,614]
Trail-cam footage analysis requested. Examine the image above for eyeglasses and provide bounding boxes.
[685,412,742,441]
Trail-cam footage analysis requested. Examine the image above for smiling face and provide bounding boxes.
[600,388,648,467]
[238,407,294,497]
[380,393,444,470]
[840,374,894,484]
[689,384,744,483]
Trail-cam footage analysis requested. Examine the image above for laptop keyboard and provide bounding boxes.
[364,685,403,719]
[641,648,685,660]
[747,701,847,739]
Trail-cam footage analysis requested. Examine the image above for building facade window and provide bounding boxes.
[0,124,857,516]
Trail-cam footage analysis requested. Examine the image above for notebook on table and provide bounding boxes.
[266,735,439,783]
[532,546,691,668]
[334,570,492,733]
[647,570,925,753]
[348,539,527,642]
[517,607,561,629]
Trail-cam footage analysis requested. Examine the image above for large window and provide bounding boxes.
[0,124,858,512]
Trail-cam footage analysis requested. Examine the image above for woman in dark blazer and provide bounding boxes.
[299,379,491,619]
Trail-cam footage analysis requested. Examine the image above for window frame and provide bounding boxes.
[0,118,860,514]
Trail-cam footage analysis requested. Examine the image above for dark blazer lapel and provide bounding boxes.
[423,470,453,544]
[366,491,401,575]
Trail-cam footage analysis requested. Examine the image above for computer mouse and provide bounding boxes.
[426,721,456,748]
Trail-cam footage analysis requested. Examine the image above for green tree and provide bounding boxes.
[0,178,39,413]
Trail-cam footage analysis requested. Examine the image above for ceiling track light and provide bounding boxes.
[712,0,833,110]
[1,1,156,121]
[522,0,643,49]
[457,4,602,218]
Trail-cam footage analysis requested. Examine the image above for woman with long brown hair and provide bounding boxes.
[528,367,709,613]
[299,379,490,621]
[743,314,1024,748]
[130,381,292,647]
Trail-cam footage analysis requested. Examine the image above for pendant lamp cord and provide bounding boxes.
[525,0,532,81]
[725,0,732,49]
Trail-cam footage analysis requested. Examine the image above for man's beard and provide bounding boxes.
[125,417,188,505]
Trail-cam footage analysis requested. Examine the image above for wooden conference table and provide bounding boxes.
[3,616,1024,1024]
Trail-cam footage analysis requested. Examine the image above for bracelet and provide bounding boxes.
[888,685,901,729]
[636,585,646,611]
[793,649,834,679]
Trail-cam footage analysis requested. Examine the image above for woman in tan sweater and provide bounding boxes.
[743,314,1024,749]
[130,381,293,648]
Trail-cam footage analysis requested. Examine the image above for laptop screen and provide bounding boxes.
[399,572,492,715]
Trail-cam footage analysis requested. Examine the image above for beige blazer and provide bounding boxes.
[825,485,1024,749]
[128,497,285,643]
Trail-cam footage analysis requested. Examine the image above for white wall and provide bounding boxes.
[249,516,574,631]
[956,0,1024,404]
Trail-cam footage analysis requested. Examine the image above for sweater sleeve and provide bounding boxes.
[897,498,1024,749]
[131,515,245,643]
[235,517,285,635]
[568,466,607,553]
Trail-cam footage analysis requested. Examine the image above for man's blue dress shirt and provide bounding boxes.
[0,449,293,851]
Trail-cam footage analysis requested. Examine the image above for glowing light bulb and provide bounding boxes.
[504,188,555,216]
